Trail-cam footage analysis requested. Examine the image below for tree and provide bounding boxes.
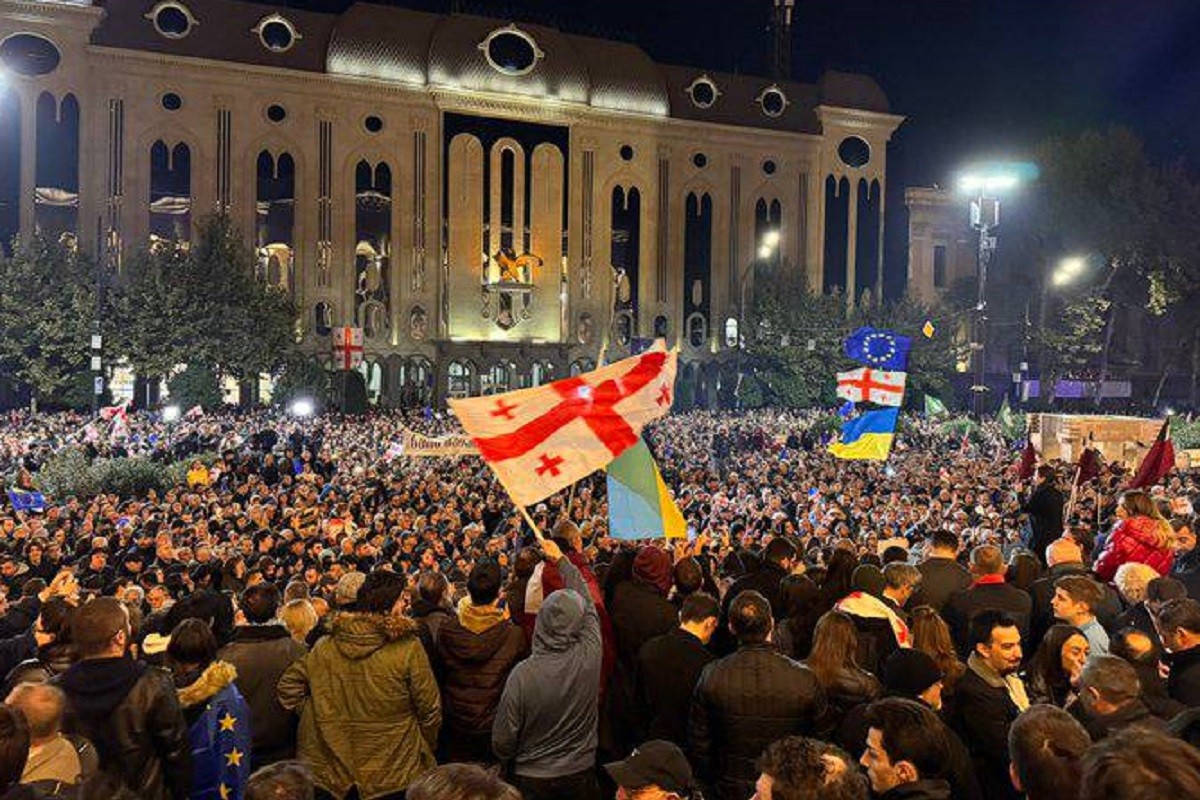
[110,242,202,382]
[272,352,328,408]
[740,266,963,409]
[166,362,223,409]
[0,234,103,408]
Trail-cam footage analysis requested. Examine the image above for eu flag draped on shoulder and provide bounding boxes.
[450,342,677,508]
[829,407,899,461]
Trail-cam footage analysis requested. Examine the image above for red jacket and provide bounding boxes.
[1094,515,1174,582]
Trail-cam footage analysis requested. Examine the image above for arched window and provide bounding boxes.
[313,302,333,336]
[149,140,192,243]
[355,159,392,332]
[0,86,19,255]
[687,313,707,348]
[725,317,739,348]
[448,360,474,399]
[34,93,80,238]
[256,150,295,292]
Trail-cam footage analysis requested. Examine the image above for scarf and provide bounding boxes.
[967,652,1030,712]
[836,591,911,648]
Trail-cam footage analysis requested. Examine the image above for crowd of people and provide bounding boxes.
[0,405,1195,799]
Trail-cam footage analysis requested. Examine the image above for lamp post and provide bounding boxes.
[958,169,1020,419]
[734,230,779,408]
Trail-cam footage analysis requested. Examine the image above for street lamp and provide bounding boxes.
[735,230,780,408]
[957,163,1030,419]
[1052,255,1086,286]
[161,404,181,423]
[289,398,315,417]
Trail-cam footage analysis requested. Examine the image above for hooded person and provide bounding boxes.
[434,559,528,764]
[278,569,441,800]
[606,545,679,752]
[492,539,603,800]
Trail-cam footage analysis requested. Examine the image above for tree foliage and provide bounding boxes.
[272,352,329,408]
[166,362,223,410]
[0,235,104,408]
[739,266,964,409]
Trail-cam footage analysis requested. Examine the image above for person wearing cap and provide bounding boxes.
[605,739,698,800]
[434,558,527,764]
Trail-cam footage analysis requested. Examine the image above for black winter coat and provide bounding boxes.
[1023,483,1065,561]
[947,667,1021,800]
[607,579,677,751]
[56,656,191,800]
[217,624,306,767]
[1167,646,1200,708]
[944,582,1032,658]
[689,645,826,800]
[912,557,972,613]
[435,611,527,763]
[635,627,714,746]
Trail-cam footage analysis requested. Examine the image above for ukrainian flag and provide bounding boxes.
[829,407,899,461]
[606,438,687,540]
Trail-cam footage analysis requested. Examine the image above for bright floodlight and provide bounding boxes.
[290,398,315,417]
[162,404,180,423]
[758,244,773,259]
[1051,270,1071,287]
[1060,256,1085,277]
[763,230,781,248]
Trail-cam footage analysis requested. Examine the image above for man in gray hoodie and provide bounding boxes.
[492,539,601,800]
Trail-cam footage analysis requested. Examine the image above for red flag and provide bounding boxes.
[99,401,127,422]
[1075,438,1102,486]
[1015,440,1037,480]
[1128,420,1175,490]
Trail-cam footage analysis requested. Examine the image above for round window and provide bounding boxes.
[837,136,872,169]
[255,15,300,53]
[763,159,777,176]
[161,92,183,111]
[619,144,634,162]
[0,33,61,76]
[266,104,287,123]
[759,87,787,117]
[364,115,384,134]
[147,2,196,40]
[692,153,708,169]
[482,27,541,76]
[686,76,719,109]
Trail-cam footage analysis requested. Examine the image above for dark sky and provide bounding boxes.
[282,0,1200,293]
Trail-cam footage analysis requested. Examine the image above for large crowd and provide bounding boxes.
[0,406,1195,800]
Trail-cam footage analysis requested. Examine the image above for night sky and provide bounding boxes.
[278,0,1200,295]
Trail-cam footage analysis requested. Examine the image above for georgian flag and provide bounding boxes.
[450,343,678,507]
[836,367,907,407]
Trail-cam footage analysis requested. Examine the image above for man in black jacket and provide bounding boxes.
[714,536,798,655]
[634,592,717,746]
[218,583,306,768]
[1072,655,1168,740]
[1154,597,1200,707]
[56,596,191,800]
[435,559,527,764]
[943,546,1032,658]
[688,590,826,800]
[911,531,971,613]
[860,698,953,800]
[949,611,1028,800]
[1022,466,1064,563]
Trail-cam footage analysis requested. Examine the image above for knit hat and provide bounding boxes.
[883,648,944,699]
[633,546,673,596]
[335,571,366,607]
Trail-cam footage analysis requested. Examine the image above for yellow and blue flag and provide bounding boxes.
[845,327,912,371]
[829,407,899,461]
[606,438,687,540]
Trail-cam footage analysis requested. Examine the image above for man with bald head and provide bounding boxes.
[6,681,92,789]
[944,545,1033,658]
[1030,538,1120,646]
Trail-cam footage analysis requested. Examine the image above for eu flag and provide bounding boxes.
[844,327,912,371]
[6,490,45,513]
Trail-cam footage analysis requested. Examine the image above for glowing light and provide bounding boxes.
[289,398,315,417]
[758,244,772,259]
[1059,256,1085,277]
[763,230,781,248]
[161,405,180,422]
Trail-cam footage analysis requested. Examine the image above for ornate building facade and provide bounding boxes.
[0,0,903,406]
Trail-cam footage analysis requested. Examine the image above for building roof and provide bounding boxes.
[90,0,889,129]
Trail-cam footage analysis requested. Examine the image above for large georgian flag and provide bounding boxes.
[450,344,678,507]
[836,367,907,407]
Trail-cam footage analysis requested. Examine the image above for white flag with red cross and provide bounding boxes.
[449,343,678,507]
[332,327,364,371]
[836,367,907,407]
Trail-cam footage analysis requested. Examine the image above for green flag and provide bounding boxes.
[924,394,948,418]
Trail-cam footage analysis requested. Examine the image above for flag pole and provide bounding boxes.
[1064,465,1082,528]
[517,504,546,542]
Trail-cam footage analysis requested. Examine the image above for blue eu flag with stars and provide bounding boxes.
[844,327,912,371]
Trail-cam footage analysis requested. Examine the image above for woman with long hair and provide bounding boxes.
[1094,490,1175,581]
[1024,623,1089,707]
[909,606,965,695]
[803,611,881,725]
